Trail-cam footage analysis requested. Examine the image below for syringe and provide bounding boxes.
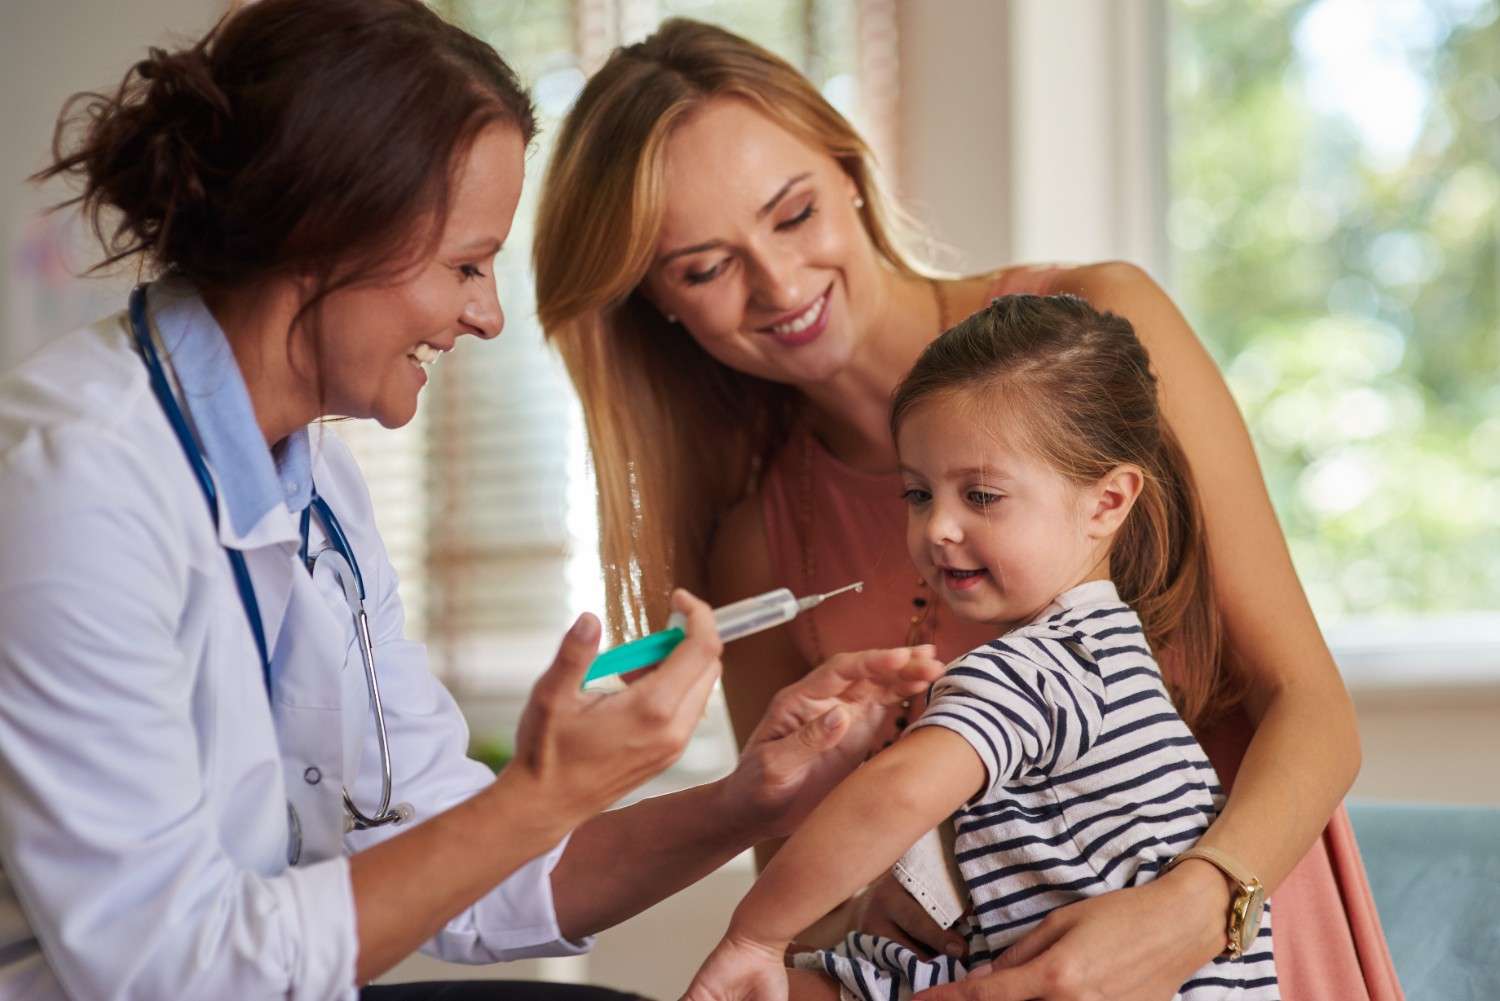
[583,581,864,684]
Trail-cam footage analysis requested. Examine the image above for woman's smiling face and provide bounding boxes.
[639,97,886,387]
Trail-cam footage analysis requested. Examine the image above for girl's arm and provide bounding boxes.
[729,728,984,949]
[707,496,969,959]
[684,728,982,1001]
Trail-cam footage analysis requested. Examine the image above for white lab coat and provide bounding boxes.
[0,298,588,1001]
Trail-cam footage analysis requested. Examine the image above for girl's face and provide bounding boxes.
[897,394,1130,632]
[312,123,526,429]
[640,97,885,386]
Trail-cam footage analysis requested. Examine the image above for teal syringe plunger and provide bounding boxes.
[583,581,864,684]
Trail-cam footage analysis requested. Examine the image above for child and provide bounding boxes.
[685,294,1278,1001]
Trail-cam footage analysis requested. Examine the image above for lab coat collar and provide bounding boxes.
[146,279,311,552]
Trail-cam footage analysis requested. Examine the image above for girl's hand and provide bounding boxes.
[501,590,724,835]
[912,864,1228,1001]
[723,646,945,839]
[682,933,790,1001]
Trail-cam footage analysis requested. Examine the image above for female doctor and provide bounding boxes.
[0,2,943,999]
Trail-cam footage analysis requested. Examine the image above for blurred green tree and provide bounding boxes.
[1170,0,1499,620]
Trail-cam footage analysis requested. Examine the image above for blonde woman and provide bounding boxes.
[535,20,1401,1001]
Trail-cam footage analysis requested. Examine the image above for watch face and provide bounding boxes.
[1235,883,1267,952]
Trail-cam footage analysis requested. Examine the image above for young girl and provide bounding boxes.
[685,294,1279,1001]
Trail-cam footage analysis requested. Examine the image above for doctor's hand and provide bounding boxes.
[501,589,723,836]
[723,645,944,841]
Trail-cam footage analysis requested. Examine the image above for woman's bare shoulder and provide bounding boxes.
[1042,259,1164,301]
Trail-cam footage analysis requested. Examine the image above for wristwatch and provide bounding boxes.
[1164,846,1266,959]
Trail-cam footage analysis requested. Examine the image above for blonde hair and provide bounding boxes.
[535,18,927,640]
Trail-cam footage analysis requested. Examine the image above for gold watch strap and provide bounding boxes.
[1167,846,1257,890]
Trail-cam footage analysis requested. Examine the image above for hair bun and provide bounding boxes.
[38,0,536,292]
[135,46,232,137]
[130,45,233,210]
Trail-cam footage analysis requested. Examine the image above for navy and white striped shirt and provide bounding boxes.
[908,580,1278,999]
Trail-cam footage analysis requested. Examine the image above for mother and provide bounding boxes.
[535,19,1401,1001]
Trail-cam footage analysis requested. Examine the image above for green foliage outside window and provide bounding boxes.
[1169,0,1499,620]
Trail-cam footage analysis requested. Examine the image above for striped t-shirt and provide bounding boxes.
[908,580,1278,999]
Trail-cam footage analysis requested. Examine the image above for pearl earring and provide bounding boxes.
[853,195,865,209]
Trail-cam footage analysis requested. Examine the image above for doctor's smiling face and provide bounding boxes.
[311,123,526,429]
[638,98,886,387]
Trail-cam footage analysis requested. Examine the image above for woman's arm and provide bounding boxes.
[352,596,726,981]
[1063,261,1361,890]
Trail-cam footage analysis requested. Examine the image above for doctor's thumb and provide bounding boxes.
[543,614,602,691]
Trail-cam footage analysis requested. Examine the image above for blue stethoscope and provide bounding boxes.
[129,285,405,839]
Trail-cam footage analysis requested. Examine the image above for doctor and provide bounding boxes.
[0,2,943,999]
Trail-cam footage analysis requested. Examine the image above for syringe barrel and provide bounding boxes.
[715,588,800,643]
[666,587,800,644]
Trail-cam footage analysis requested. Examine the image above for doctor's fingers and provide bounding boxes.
[633,589,723,706]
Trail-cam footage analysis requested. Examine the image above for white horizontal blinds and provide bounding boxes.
[336,414,430,641]
[422,259,577,685]
[422,0,585,687]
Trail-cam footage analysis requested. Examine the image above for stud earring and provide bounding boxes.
[666,313,678,324]
[852,195,865,209]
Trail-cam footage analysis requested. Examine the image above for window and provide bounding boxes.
[1168,0,1500,631]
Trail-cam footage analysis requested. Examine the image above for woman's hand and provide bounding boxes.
[501,589,724,835]
[722,646,945,840]
[683,933,790,1001]
[912,863,1229,1001]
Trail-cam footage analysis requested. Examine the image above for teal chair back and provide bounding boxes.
[1348,802,1500,1001]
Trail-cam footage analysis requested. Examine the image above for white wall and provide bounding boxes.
[896,0,1011,272]
[1,0,223,371]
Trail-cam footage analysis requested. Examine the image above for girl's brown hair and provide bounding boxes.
[35,0,535,310]
[891,294,1231,727]
[535,18,931,640]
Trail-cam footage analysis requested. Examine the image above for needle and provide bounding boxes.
[795,580,864,613]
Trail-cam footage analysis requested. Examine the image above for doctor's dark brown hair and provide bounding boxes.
[890,294,1232,728]
[34,0,535,303]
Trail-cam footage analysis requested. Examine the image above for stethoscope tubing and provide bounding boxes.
[130,286,273,690]
[129,284,403,832]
